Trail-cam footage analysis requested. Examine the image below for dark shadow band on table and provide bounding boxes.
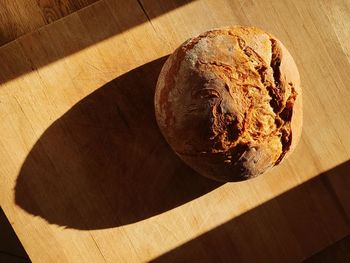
[0,0,193,84]
[151,160,350,262]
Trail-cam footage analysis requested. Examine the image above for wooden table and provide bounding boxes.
[0,0,349,262]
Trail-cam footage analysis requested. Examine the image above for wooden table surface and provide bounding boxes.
[0,0,350,262]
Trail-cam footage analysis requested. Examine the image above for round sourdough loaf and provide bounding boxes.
[155,26,302,182]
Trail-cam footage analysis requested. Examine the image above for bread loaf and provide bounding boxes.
[155,26,302,182]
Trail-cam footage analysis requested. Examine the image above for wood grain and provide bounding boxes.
[0,0,99,46]
[36,0,99,24]
[0,1,45,46]
[0,0,349,262]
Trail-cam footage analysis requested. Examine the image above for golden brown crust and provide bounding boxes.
[155,26,302,182]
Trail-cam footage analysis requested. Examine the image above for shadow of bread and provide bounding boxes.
[15,56,222,230]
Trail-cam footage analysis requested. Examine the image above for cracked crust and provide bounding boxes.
[155,26,302,182]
